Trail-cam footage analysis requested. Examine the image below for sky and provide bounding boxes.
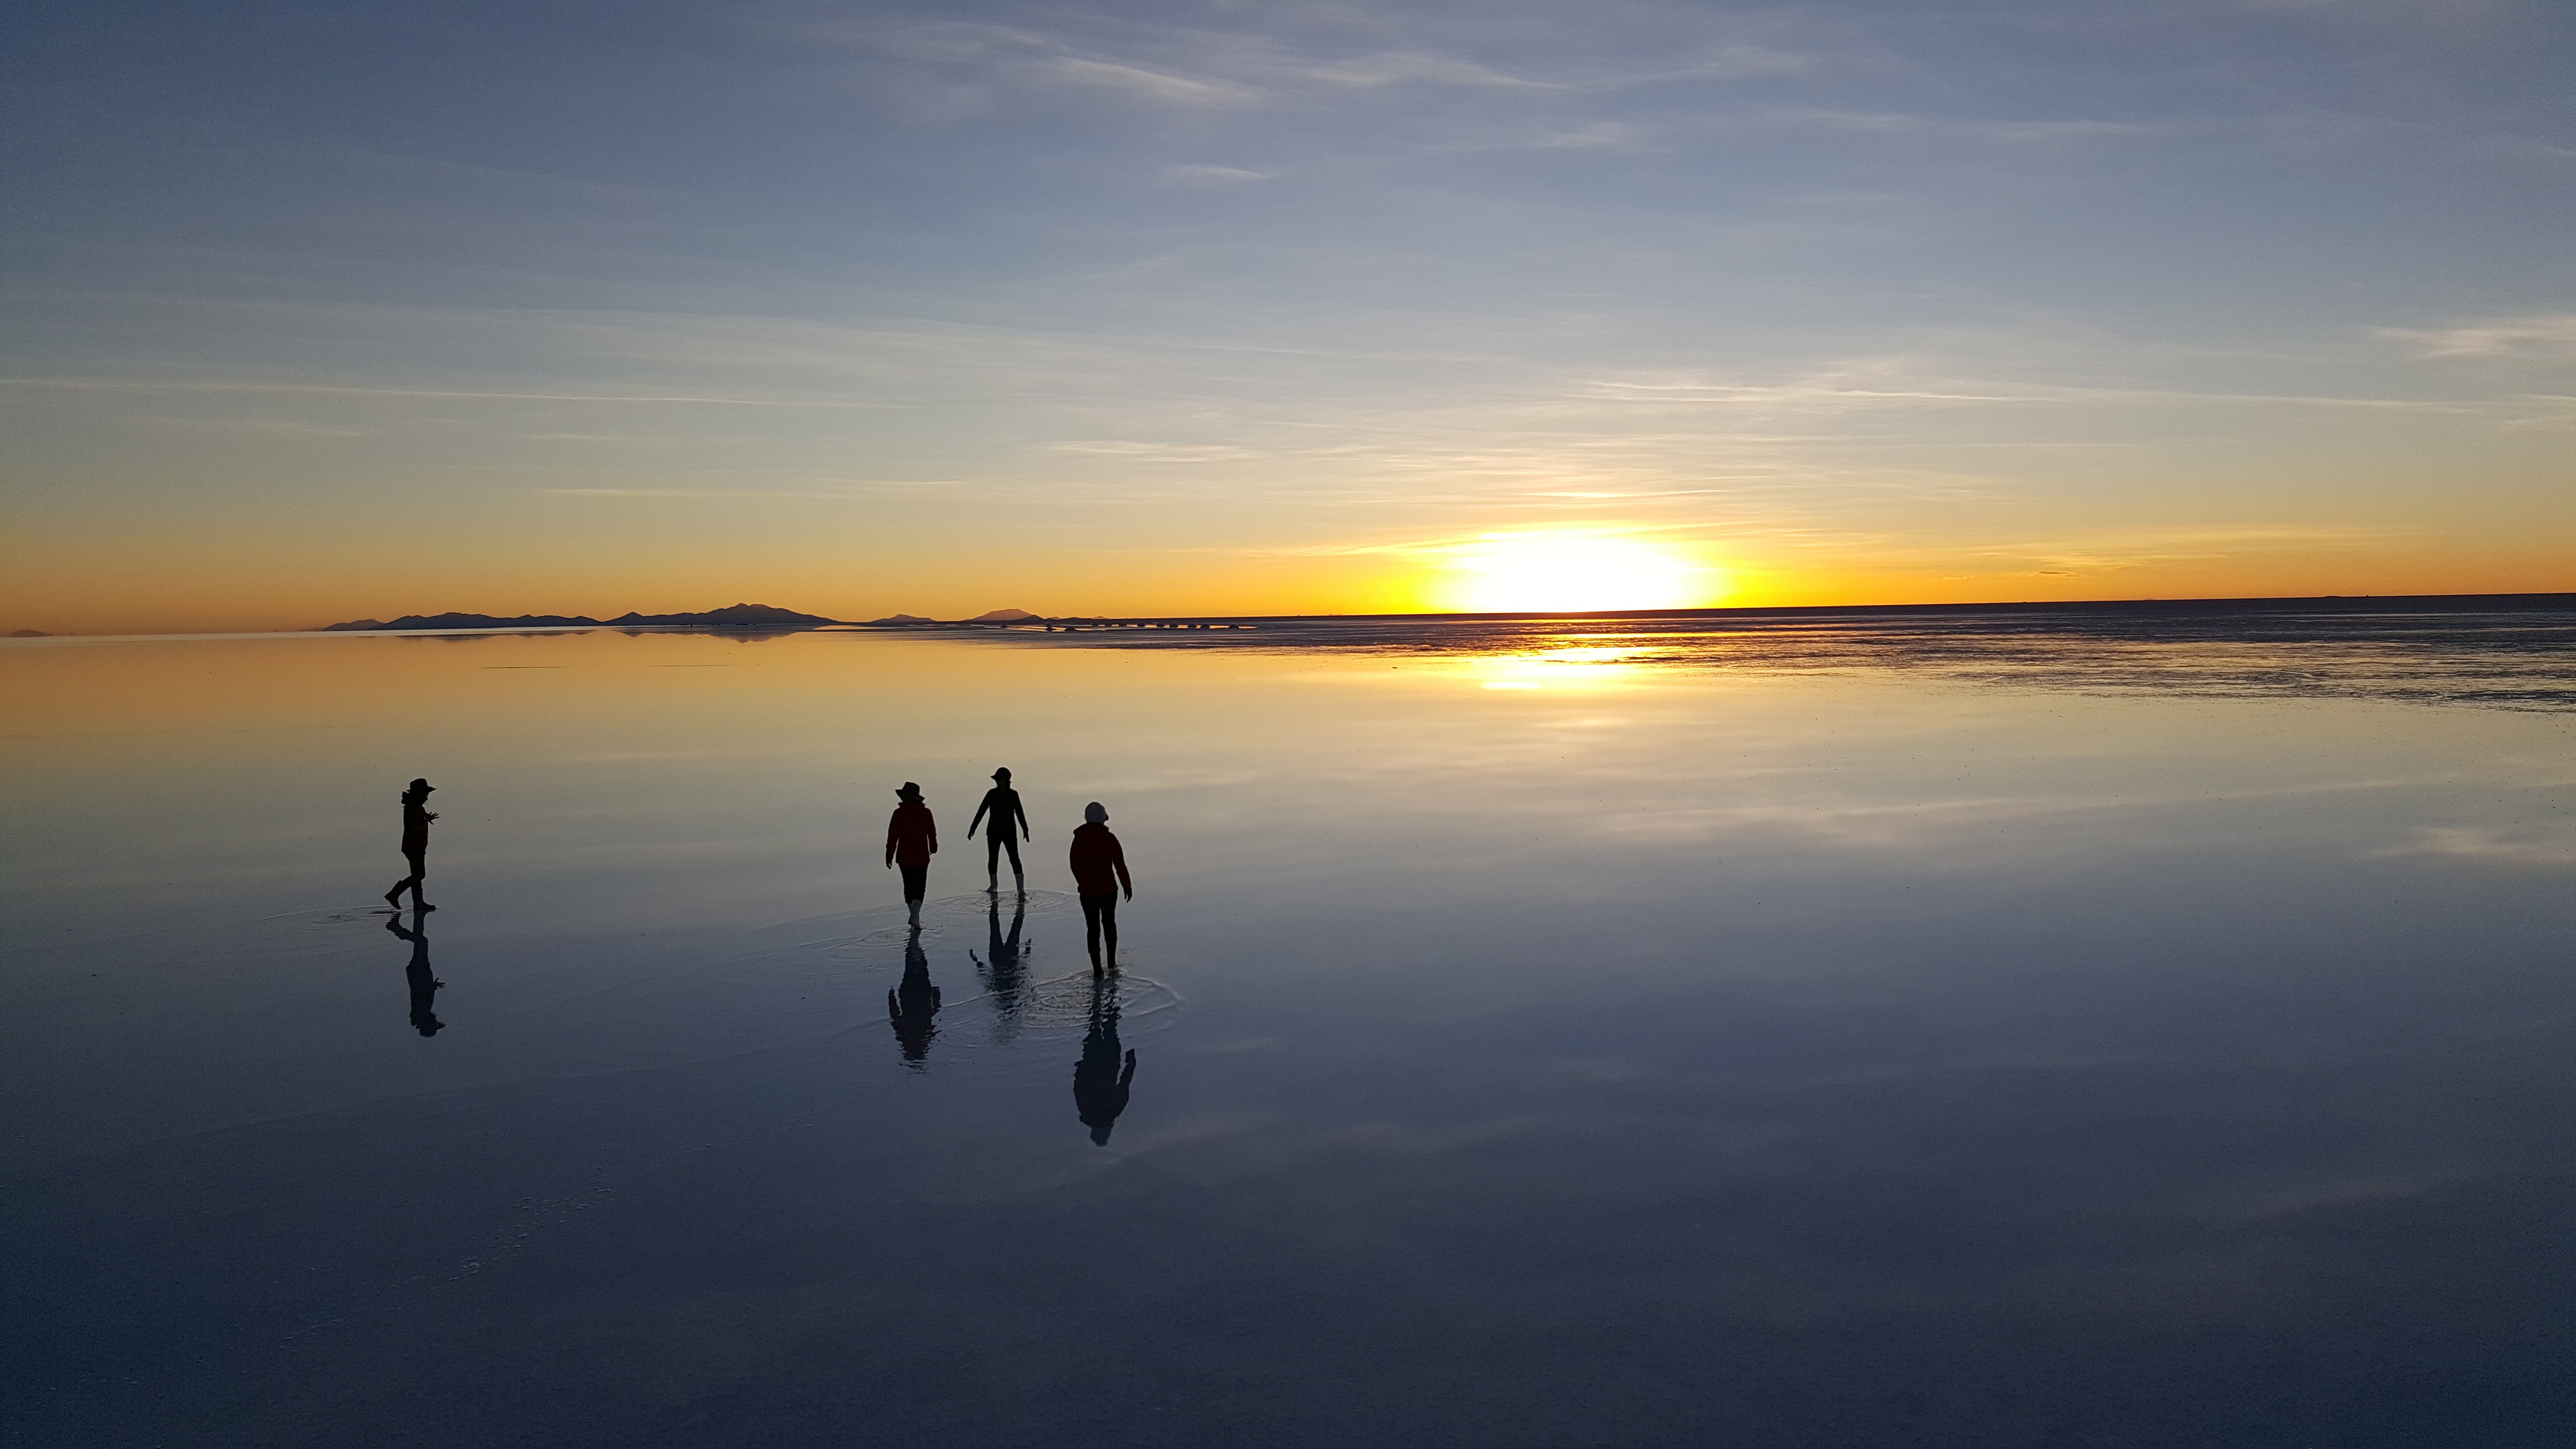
[2,0,2571,632]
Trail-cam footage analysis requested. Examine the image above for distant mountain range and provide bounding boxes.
[315,603,1067,632]
[868,608,1042,626]
[318,603,837,632]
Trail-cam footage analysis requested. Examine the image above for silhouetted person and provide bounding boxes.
[967,767,1031,892]
[1073,976,1135,1145]
[887,926,941,1066]
[385,777,437,911]
[969,889,1029,1044]
[885,781,937,927]
[387,908,443,1036]
[1068,801,1133,973]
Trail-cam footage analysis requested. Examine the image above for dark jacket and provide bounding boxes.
[886,802,938,866]
[969,786,1028,840]
[400,799,434,855]
[1068,822,1131,897]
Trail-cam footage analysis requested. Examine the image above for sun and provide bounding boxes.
[1447,534,1717,613]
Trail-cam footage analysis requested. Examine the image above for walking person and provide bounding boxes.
[966,767,1031,893]
[1068,801,1132,973]
[384,777,438,911]
[885,781,938,927]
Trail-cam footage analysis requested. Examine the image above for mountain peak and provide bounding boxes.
[317,603,836,632]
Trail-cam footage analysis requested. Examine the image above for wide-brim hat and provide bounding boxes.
[409,777,435,792]
[897,781,923,800]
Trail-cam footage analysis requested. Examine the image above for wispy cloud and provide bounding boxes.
[1044,55,1251,107]
[538,483,962,499]
[1765,111,2162,143]
[144,416,366,438]
[1967,524,2406,575]
[811,19,1258,109]
[1300,53,1558,91]
[1051,439,1264,464]
[799,12,1811,116]
[1163,163,1270,184]
[1535,121,1642,149]
[0,377,897,408]
[2378,313,2576,360]
[1577,364,2513,417]
[2376,826,2576,868]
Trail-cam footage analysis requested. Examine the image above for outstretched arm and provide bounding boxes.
[967,799,989,838]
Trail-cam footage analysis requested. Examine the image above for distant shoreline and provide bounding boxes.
[7,592,2569,641]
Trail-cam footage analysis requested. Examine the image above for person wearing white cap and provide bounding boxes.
[1067,801,1132,973]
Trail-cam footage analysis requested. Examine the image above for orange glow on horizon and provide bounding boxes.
[1,526,2569,636]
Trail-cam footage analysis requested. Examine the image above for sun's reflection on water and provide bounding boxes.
[1458,639,1673,690]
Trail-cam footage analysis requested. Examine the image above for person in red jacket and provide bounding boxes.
[1068,801,1132,973]
[885,781,938,926]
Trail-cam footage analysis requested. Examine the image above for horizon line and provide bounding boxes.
[9,590,2573,641]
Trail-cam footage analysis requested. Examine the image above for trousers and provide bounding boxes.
[985,831,1023,874]
[1080,893,1119,955]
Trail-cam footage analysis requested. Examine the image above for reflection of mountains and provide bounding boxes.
[994,596,2576,711]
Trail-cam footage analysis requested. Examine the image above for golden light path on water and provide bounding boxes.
[1464,641,1672,691]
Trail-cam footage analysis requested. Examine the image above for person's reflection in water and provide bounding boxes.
[386,907,444,1037]
[969,891,1029,1044]
[1073,975,1136,1145]
[887,926,941,1068]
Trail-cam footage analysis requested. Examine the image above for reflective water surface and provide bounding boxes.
[6,602,2574,1447]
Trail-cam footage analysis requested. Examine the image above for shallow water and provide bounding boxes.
[6,603,2574,1447]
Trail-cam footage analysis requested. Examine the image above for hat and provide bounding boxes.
[992,767,1012,781]
[1083,801,1108,824]
[897,781,922,801]
[405,777,435,796]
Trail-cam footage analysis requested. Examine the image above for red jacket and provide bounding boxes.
[886,802,937,866]
[1068,822,1131,897]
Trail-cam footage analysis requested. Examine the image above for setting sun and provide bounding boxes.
[1447,535,1719,614]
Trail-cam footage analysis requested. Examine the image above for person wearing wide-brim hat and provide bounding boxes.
[885,781,939,926]
[385,777,438,912]
[967,767,1031,893]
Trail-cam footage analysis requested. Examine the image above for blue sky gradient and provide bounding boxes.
[4,1,2570,628]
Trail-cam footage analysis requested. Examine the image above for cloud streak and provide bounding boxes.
[2379,313,2576,360]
